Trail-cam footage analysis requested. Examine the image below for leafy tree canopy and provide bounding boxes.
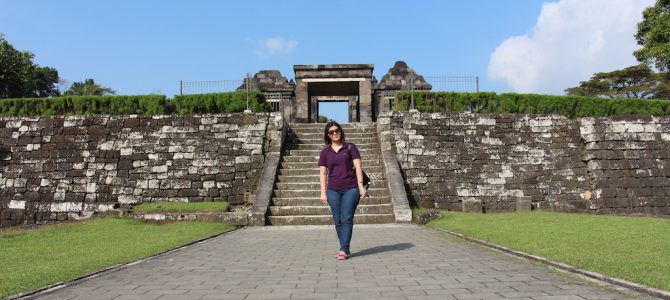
[635,0,670,71]
[64,78,116,96]
[0,34,60,99]
[565,65,670,99]
[318,115,335,123]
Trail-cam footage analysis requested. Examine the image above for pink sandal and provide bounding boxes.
[335,251,350,260]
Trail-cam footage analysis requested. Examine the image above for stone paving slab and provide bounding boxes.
[27,224,658,300]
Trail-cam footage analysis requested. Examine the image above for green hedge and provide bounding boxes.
[393,92,670,118]
[5,91,669,118]
[172,92,271,114]
[0,92,272,116]
[0,95,168,116]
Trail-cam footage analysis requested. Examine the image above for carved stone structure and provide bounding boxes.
[376,61,432,114]
[377,61,432,91]
[236,70,294,101]
[243,61,429,123]
[292,64,376,123]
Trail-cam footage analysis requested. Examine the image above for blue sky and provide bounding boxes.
[0,0,653,123]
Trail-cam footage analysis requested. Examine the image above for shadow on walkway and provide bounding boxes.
[353,242,415,258]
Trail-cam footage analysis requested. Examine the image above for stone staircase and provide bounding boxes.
[268,123,396,225]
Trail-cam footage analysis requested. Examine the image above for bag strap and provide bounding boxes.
[348,144,371,187]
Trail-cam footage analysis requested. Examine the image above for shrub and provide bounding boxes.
[393,92,670,117]
[0,95,168,116]
[0,92,273,116]
[171,92,272,114]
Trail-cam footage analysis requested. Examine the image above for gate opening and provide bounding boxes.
[318,101,349,124]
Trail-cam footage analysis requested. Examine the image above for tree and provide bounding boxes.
[635,0,670,72]
[318,115,334,123]
[64,78,116,96]
[565,65,670,99]
[654,72,670,99]
[0,34,60,98]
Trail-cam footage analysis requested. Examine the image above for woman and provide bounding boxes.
[318,121,367,260]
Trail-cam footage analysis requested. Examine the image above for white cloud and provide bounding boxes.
[254,36,297,58]
[488,0,654,95]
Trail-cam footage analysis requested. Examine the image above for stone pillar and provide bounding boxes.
[359,80,373,122]
[310,96,318,123]
[294,80,309,123]
[377,93,390,115]
[282,97,294,123]
[348,96,357,122]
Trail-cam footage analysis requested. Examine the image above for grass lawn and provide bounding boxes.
[0,218,235,298]
[427,211,670,291]
[132,201,231,213]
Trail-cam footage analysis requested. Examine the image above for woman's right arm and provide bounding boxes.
[319,166,328,205]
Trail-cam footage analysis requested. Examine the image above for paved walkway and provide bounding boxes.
[30,224,656,300]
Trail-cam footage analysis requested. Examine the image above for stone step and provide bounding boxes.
[278,166,385,176]
[291,122,377,126]
[286,143,381,151]
[269,204,394,216]
[282,154,382,162]
[284,149,381,157]
[287,127,377,136]
[290,125,378,130]
[290,123,376,130]
[273,123,389,225]
[277,173,387,182]
[286,138,378,146]
[289,129,379,135]
[274,188,390,198]
[271,196,392,206]
[288,133,379,140]
[289,132,379,140]
[280,160,383,169]
[275,180,388,190]
[268,214,396,225]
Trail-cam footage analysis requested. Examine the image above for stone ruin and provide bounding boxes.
[377,61,432,91]
[236,70,294,100]
[236,61,432,123]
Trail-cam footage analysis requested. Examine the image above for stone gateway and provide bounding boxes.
[239,61,432,123]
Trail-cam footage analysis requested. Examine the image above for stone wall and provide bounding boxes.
[0,113,279,227]
[581,116,670,215]
[378,111,670,216]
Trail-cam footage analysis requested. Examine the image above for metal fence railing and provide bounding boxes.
[180,76,479,95]
[424,76,479,92]
[179,78,283,113]
[179,80,243,95]
[381,76,479,112]
[180,75,479,114]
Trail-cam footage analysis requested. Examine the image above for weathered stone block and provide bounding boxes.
[516,196,532,212]
[462,198,482,213]
[177,189,198,197]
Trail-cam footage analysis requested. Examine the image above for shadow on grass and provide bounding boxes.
[353,242,415,258]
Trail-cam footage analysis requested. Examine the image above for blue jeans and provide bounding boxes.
[327,187,360,254]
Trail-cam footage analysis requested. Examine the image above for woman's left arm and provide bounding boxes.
[353,158,366,198]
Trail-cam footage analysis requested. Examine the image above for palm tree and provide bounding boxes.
[64,79,115,96]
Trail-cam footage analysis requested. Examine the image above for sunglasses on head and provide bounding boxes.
[328,128,340,135]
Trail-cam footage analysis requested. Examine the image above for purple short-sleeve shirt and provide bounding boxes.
[318,142,361,190]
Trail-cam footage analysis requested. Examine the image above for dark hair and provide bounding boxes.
[323,121,345,145]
